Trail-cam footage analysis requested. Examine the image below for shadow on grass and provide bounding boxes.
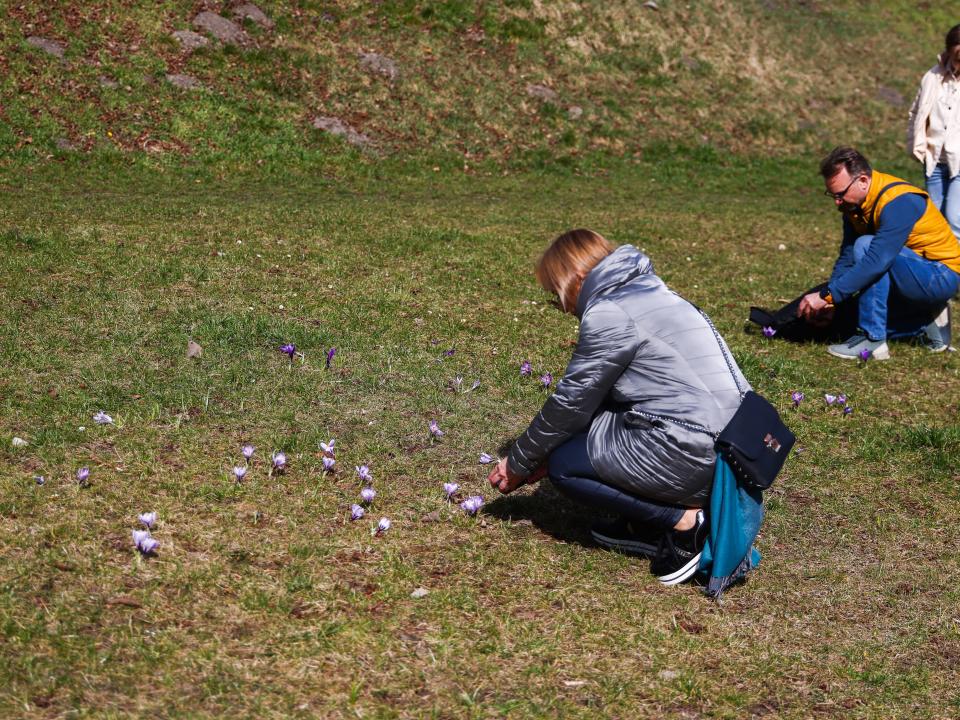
[483,480,605,551]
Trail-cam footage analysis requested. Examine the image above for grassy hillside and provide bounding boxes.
[2,1,957,174]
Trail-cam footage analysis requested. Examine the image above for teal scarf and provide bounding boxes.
[699,454,763,598]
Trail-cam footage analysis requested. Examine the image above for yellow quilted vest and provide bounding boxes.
[846,171,960,274]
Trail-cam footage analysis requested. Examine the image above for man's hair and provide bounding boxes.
[536,228,614,313]
[819,146,872,180]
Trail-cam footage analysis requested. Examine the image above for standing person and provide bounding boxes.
[907,24,960,239]
[797,147,960,359]
[486,229,749,586]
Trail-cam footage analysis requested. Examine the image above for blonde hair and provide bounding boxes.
[535,229,614,312]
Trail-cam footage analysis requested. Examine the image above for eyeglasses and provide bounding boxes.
[824,175,860,200]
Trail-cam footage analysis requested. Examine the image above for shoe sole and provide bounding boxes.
[657,551,703,586]
[827,345,890,360]
[591,530,659,557]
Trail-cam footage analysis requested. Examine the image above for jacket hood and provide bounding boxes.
[575,244,653,318]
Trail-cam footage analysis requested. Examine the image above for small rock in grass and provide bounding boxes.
[876,85,905,108]
[658,669,679,681]
[55,138,75,151]
[11,437,28,448]
[166,74,203,90]
[26,36,65,59]
[98,76,120,89]
[410,587,429,599]
[777,243,787,250]
[643,0,660,9]
[526,83,558,103]
[358,51,399,81]
[192,11,250,46]
[187,340,203,358]
[311,116,370,148]
[420,509,442,523]
[231,3,275,30]
[567,105,583,120]
[171,30,210,52]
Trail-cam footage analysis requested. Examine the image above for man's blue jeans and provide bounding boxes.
[548,433,685,531]
[839,235,959,341]
[926,163,960,240]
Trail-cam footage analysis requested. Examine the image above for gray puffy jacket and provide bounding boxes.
[507,245,749,505]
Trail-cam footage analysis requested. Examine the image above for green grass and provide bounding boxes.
[1,155,959,718]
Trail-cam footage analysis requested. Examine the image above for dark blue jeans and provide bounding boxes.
[547,433,685,531]
[840,235,960,341]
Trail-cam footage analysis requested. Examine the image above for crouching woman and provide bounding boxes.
[487,229,749,585]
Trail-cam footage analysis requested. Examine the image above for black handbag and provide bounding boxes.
[714,390,795,490]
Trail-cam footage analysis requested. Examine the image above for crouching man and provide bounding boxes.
[799,146,959,359]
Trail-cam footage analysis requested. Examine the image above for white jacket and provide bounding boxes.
[907,61,960,178]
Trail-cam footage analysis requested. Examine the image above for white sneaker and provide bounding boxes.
[827,334,890,361]
[921,303,952,352]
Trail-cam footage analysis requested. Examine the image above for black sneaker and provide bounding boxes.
[651,510,707,586]
[591,517,665,557]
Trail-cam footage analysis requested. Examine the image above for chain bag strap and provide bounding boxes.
[695,306,795,490]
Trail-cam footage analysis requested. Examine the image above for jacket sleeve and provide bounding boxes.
[907,68,937,162]
[828,194,925,303]
[507,300,640,477]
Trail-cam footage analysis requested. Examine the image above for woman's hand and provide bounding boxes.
[487,458,548,494]
[487,458,527,494]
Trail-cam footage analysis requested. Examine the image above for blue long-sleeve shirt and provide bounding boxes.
[827,193,926,303]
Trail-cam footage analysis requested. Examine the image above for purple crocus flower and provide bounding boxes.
[138,512,157,529]
[443,347,456,357]
[350,504,365,521]
[429,420,444,438]
[762,326,777,338]
[791,391,804,408]
[242,444,255,460]
[360,487,376,504]
[470,379,481,391]
[132,529,159,555]
[322,456,336,472]
[843,405,854,415]
[837,394,847,405]
[479,453,494,464]
[461,495,484,515]
[453,375,463,390]
[93,410,114,425]
[326,347,336,369]
[356,465,372,482]
[272,451,287,471]
[280,343,296,359]
[138,536,160,554]
[319,439,335,456]
[233,465,247,481]
[520,360,532,376]
[376,517,391,534]
[858,348,872,362]
[443,482,460,499]
[76,467,90,484]
[34,475,45,485]
[824,394,837,406]
[540,373,553,388]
